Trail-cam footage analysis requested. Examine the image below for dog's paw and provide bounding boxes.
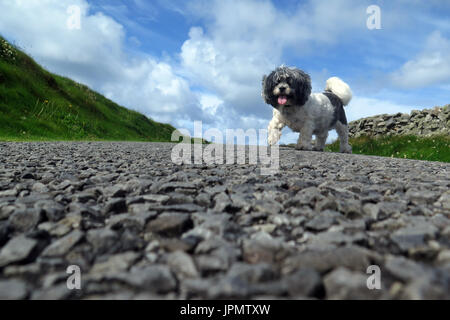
[268,131,281,146]
[313,146,325,152]
[295,144,312,151]
[340,144,352,154]
[267,136,277,146]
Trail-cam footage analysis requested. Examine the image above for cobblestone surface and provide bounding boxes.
[0,142,449,299]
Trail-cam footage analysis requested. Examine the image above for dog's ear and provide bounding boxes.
[261,75,270,104]
[262,73,277,107]
[292,69,312,106]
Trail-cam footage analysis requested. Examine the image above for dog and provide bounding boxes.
[262,66,353,153]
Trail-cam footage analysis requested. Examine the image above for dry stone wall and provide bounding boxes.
[349,105,450,138]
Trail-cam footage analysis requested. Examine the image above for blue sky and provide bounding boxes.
[0,0,449,144]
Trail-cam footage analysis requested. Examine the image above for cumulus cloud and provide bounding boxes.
[390,31,450,88]
[346,97,415,121]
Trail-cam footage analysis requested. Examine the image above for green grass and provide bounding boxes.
[326,134,450,163]
[0,36,180,142]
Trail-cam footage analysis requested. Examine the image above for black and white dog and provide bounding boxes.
[262,66,353,153]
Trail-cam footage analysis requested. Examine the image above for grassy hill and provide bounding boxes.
[0,36,177,142]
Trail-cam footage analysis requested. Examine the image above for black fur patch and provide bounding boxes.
[323,91,348,127]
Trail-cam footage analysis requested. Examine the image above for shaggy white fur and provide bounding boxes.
[262,67,353,153]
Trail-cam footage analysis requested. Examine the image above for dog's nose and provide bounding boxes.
[279,87,286,93]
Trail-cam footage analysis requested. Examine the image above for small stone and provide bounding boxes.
[73,191,97,203]
[0,222,11,246]
[107,214,146,231]
[253,223,277,234]
[3,263,41,277]
[22,172,36,179]
[284,268,323,297]
[253,200,283,214]
[86,228,119,255]
[103,185,127,198]
[31,284,72,300]
[158,237,199,252]
[363,203,380,220]
[391,224,438,252]
[146,212,193,237]
[56,180,72,190]
[324,268,383,299]
[400,278,448,299]
[384,256,428,282]
[0,189,18,197]
[434,191,450,210]
[242,232,289,264]
[103,198,127,214]
[195,193,211,207]
[34,200,65,222]
[305,210,340,231]
[113,265,176,293]
[195,255,229,273]
[90,251,140,275]
[406,189,438,205]
[0,236,37,267]
[41,230,84,257]
[46,214,82,237]
[0,279,28,299]
[166,251,199,279]
[315,197,338,212]
[32,182,49,193]
[0,204,23,220]
[283,246,379,274]
[213,192,233,212]
[9,209,42,232]
[142,194,170,203]
[436,250,450,264]
[337,199,362,218]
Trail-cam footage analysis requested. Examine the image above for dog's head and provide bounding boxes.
[262,66,312,108]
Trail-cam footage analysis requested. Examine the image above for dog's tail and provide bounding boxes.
[325,77,352,106]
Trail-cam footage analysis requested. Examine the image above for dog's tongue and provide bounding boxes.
[278,96,288,105]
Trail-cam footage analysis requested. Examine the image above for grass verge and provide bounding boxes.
[326,134,450,163]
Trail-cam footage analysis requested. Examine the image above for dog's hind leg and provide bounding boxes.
[336,121,352,153]
[314,132,328,152]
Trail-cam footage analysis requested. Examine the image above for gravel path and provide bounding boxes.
[0,142,449,300]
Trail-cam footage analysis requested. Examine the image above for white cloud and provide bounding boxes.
[391,31,450,88]
[346,97,416,122]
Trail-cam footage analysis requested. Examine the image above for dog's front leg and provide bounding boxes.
[267,113,285,146]
[314,132,328,152]
[296,126,313,151]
